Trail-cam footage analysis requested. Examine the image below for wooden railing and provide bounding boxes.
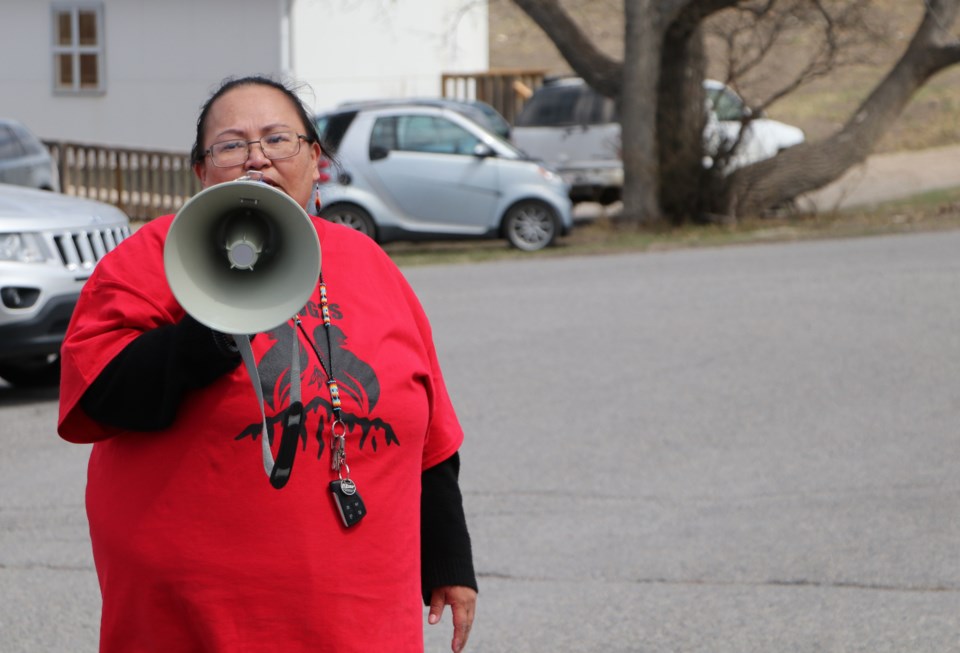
[44,141,201,221]
[442,68,546,124]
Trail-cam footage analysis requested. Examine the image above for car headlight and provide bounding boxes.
[0,233,49,263]
[536,166,561,183]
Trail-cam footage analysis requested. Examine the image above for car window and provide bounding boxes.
[469,101,511,138]
[392,115,480,155]
[315,116,328,137]
[0,125,26,160]
[10,124,45,156]
[708,87,746,122]
[370,116,399,157]
[454,105,490,129]
[515,85,581,127]
[582,89,617,124]
[317,111,357,153]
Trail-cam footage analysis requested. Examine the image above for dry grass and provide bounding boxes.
[384,188,960,267]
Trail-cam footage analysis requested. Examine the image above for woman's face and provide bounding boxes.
[193,84,321,208]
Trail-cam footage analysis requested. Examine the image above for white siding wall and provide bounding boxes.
[103,0,285,150]
[290,0,488,112]
[0,0,487,151]
[0,0,285,151]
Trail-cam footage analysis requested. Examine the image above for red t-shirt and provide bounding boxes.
[58,216,464,652]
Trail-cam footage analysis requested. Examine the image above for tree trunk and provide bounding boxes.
[509,0,664,224]
[657,20,708,224]
[720,0,960,218]
[620,0,666,224]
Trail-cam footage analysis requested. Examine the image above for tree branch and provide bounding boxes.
[510,0,622,95]
[723,0,960,217]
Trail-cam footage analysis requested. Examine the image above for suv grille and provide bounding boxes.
[53,226,132,272]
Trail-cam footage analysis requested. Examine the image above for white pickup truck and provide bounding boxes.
[510,77,805,206]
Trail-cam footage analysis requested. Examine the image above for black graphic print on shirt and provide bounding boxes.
[233,298,400,459]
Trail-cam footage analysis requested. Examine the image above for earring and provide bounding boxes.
[314,183,322,214]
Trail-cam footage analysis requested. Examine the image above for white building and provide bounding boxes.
[1,0,488,152]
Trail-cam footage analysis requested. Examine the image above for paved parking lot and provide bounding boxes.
[2,230,959,652]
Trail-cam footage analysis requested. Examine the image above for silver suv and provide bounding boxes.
[0,118,61,192]
[0,184,131,387]
[511,77,804,206]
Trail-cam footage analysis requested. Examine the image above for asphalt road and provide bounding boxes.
[2,230,959,652]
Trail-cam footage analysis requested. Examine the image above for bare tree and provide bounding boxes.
[722,0,960,217]
[511,0,960,224]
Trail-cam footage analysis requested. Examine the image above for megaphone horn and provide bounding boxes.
[163,177,321,335]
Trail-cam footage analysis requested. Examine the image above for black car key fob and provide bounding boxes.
[330,479,366,527]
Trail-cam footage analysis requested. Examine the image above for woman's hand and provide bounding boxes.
[428,585,477,652]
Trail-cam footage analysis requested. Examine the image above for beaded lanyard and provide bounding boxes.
[295,274,367,527]
[295,275,352,480]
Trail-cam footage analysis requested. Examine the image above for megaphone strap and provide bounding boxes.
[236,327,302,489]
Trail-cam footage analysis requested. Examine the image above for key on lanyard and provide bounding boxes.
[331,419,347,471]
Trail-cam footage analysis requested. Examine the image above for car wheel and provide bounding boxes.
[502,201,558,251]
[0,354,61,388]
[320,204,376,239]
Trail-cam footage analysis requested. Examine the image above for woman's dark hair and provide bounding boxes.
[190,75,325,165]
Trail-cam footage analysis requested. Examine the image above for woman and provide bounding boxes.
[58,76,477,653]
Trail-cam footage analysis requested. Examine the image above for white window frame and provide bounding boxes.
[51,3,106,95]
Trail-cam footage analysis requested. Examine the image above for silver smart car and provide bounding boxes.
[313,104,573,251]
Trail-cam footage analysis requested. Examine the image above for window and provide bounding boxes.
[395,116,479,155]
[319,112,359,153]
[10,123,46,156]
[0,126,26,161]
[369,115,480,158]
[52,4,105,93]
[584,91,617,125]
[708,88,746,122]
[514,85,581,127]
[369,116,399,159]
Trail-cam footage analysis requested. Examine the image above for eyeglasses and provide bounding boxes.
[205,131,308,167]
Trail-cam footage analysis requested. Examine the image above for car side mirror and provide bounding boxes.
[369,146,390,161]
[472,142,495,158]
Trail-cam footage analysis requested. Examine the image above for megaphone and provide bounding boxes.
[164,176,321,334]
